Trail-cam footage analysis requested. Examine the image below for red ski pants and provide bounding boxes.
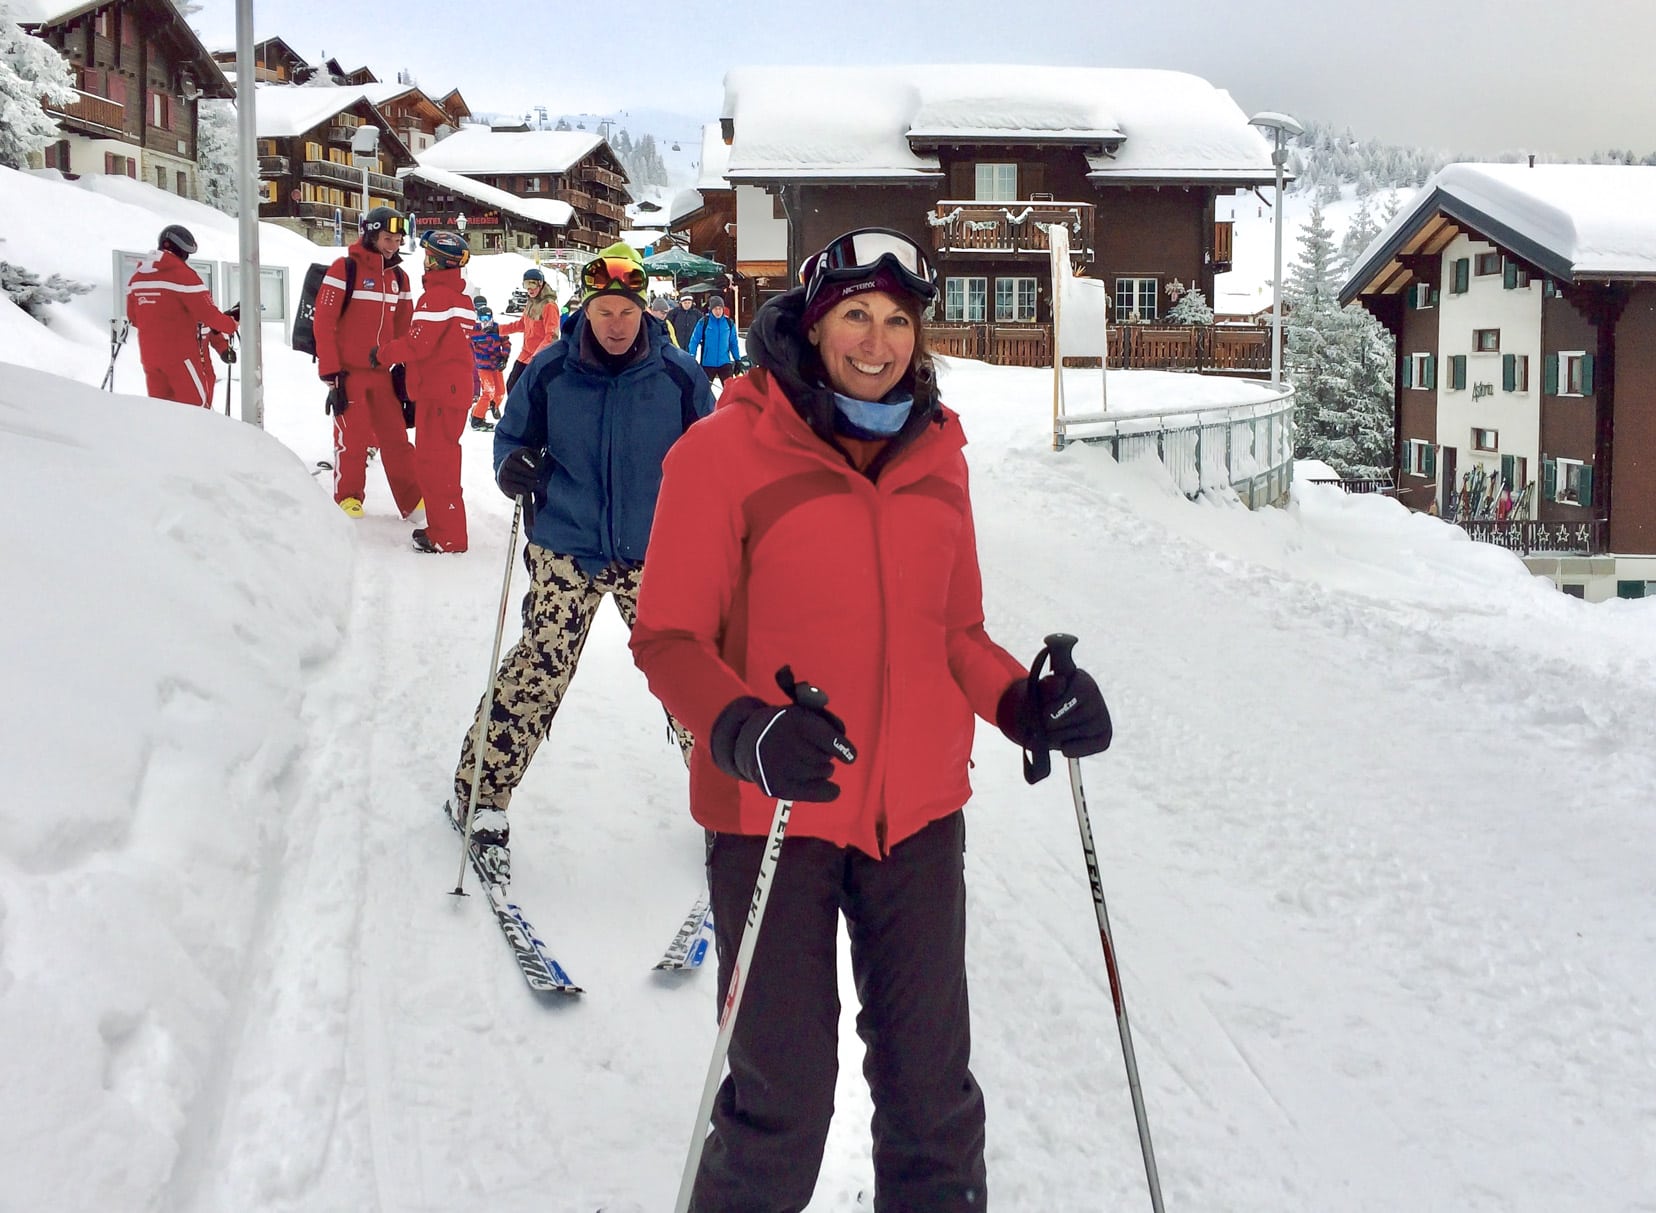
[471,369,506,419]
[330,368,420,515]
[415,383,471,552]
[143,354,216,408]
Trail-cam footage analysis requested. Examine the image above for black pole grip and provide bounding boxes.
[1045,632,1079,677]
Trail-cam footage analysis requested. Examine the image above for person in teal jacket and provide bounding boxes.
[446,242,713,884]
[687,294,742,385]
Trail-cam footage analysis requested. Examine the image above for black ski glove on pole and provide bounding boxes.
[709,668,858,802]
[999,634,1112,783]
[496,447,545,499]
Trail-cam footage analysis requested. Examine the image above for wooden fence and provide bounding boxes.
[925,322,1274,373]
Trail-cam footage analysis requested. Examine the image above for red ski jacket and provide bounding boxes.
[312,243,410,379]
[124,250,237,367]
[497,298,558,365]
[630,368,1027,858]
[373,266,476,406]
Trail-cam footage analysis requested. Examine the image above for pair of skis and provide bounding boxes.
[446,806,713,996]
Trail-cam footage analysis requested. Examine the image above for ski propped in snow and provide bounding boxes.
[653,893,714,971]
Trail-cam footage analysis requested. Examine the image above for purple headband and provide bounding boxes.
[801,265,914,333]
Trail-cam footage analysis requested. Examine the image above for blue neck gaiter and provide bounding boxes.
[832,391,913,437]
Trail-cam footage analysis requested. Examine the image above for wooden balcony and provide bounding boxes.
[929,200,1095,258]
[302,157,401,196]
[1212,220,1234,271]
[258,154,290,177]
[1455,517,1607,555]
[580,164,627,192]
[556,186,594,210]
[923,321,1273,371]
[44,88,125,136]
[326,123,360,144]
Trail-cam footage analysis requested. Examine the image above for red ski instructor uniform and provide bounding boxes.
[372,265,476,551]
[124,249,237,407]
[313,243,421,514]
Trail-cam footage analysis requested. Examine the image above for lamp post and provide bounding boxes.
[232,0,262,426]
[1247,111,1302,385]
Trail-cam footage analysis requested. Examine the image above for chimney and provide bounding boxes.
[1528,154,1536,168]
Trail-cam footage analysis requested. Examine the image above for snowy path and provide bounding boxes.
[172,374,1656,1211]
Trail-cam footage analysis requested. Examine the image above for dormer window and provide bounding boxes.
[974,163,1017,202]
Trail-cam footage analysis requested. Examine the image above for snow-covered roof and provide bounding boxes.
[11,0,97,24]
[400,165,572,230]
[1343,163,1656,300]
[720,66,1275,183]
[415,127,606,176]
[668,188,705,224]
[695,122,730,192]
[253,85,373,139]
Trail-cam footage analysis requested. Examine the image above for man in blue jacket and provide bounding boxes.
[687,294,742,385]
[448,242,713,883]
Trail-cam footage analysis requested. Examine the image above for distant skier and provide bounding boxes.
[496,267,558,395]
[667,293,701,348]
[468,295,511,431]
[447,242,712,884]
[123,224,238,407]
[312,206,423,520]
[368,230,477,554]
[686,294,741,384]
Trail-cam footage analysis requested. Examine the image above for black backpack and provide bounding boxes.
[292,260,355,358]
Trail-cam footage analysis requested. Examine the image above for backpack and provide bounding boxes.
[291,259,355,358]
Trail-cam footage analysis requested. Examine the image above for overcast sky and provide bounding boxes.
[195,0,1656,158]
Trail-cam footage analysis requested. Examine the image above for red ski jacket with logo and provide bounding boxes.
[124,249,237,367]
[372,266,476,405]
[630,368,1027,858]
[312,243,410,379]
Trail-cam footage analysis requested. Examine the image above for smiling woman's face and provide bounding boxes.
[807,290,915,401]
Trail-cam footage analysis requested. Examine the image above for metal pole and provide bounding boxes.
[1270,132,1285,387]
[233,0,263,427]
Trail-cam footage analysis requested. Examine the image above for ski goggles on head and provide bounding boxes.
[582,255,648,296]
[801,228,938,305]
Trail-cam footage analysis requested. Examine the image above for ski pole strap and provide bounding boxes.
[1022,645,1053,785]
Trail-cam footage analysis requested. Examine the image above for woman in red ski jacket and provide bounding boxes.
[497,267,558,393]
[370,231,477,554]
[630,229,1113,1212]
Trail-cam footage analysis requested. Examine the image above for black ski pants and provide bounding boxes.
[691,811,987,1213]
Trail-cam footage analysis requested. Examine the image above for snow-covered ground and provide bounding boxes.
[3,168,1655,1213]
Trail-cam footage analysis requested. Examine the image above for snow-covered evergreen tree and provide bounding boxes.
[1166,286,1214,326]
[1284,201,1393,476]
[196,99,238,216]
[0,0,76,170]
[0,259,92,319]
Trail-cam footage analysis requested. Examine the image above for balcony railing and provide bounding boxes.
[258,154,290,177]
[580,164,627,192]
[928,200,1095,258]
[1455,517,1607,555]
[44,88,125,135]
[924,321,1274,372]
[556,186,594,210]
[302,158,401,195]
[326,124,360,144]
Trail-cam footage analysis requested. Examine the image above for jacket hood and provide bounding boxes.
[746,285,941,456]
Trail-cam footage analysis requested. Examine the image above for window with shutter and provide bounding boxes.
[1452,258,1470,293]
[1503,354,1515,391]
[1425,444,1436,477]
[1425,353,1436,388]
[1578,465,1593,506]
[1581,354,1595,394]
[1450,355,1467,390]
[1543,354,1559,394]
[1543,458,1557,500]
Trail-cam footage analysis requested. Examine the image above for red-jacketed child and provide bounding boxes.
[468,295,511,432]
[369,230,477,553]
[124,224,238,407]
[312,206,422,519]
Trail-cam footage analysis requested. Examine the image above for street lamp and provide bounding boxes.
[457,211,468,234]
[1247,111,1302,385]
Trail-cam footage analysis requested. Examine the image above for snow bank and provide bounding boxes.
[0,363,352,1209]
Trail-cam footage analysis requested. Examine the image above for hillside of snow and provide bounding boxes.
[3,167,1655,1213]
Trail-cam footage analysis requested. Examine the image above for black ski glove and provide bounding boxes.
[496,447,545,499]
[402,397,416,428]
[323,373,347,415]
[710,691,857,802]
[218,344,237,365]
[368,345,382,369]
[997,668,1112,759]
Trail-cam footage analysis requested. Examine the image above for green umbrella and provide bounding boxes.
[642,246,725,282]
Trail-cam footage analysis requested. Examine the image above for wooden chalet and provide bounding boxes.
[413,127,632,252]
[20,0,233,197]
[665,123,737,286]
[399,164,571,253]
[1342,162,1656,601]
[208,36,307,85]
[253,85,417,244]
[716,66,1277,368]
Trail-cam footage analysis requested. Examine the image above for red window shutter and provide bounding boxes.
[105,152,115,174]
[127,158,136,179]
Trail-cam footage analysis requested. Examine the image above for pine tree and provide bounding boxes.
[196,99,238,216]
[0,0,76,170]
[1167,286,1214,326]
[0,260,92,320]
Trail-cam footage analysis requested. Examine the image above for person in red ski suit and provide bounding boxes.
[370,230,477,554]
[312,206,422,519]
[124,224,238,408]
[497,267,558,394]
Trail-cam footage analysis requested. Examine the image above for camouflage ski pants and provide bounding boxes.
[453,546,691,818]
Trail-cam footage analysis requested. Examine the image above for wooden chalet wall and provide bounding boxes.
[1610,284,1656,555]
[1394,262,1441,513]
[1539,289,1602,525]
[257,99,414,241]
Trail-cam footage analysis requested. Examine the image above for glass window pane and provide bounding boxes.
[995,279,1014,321]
